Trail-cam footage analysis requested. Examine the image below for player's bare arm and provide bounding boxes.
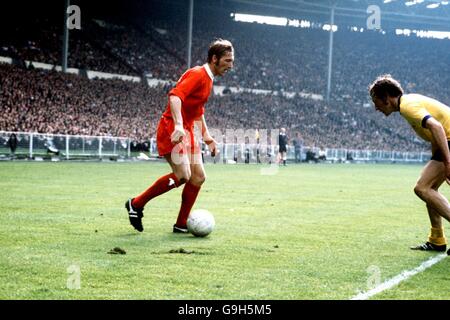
[169,95,185,144]
[426,117,450,183]
[200,115,217,155]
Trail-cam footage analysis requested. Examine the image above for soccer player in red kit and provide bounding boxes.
[125,39,234,233]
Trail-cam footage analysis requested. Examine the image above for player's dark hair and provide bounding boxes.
[369,74,404,101]
[207,39,233,63]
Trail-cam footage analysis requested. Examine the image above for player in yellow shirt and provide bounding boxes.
[369,74,450,255]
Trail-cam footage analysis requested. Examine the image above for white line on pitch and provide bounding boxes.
[351,253,447,300]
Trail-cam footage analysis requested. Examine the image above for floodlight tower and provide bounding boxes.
[326,0,336,102]
[62,0,70,73]
[187,0,194,68]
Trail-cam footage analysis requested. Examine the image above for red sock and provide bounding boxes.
[176,181,201,227]
[132,173,181,209]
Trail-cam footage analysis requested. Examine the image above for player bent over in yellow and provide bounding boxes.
[369,74,450,255]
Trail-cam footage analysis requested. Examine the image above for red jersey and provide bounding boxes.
[162,64,214,128]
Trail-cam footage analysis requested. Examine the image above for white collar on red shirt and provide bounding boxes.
[203,63,214,81]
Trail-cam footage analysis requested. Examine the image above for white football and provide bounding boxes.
[187,209,215,237]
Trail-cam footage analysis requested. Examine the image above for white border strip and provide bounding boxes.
[351,254,447,300]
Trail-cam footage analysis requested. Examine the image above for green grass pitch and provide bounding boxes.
[0,161,449,299]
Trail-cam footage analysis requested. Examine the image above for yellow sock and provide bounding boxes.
[428,227,447,246]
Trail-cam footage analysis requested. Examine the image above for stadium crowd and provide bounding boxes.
[0,63,164,142]
[1,1,448,152]
[0,61,427,151]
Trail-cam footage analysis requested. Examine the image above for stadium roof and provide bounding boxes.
[9,0,448,31]
[225,0,450,29]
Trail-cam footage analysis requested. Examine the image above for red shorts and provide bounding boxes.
[156,116,200,157]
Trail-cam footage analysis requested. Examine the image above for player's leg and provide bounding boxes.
[174,145,206,233]
[411,160,449,251]
[414,160,450,222]
[132,154,189,207]
[125,116,190,232]
[426,203,444,229]
[125,153,190,232]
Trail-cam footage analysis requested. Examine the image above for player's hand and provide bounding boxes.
[204,138,218,157]
[171,125,186,144]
